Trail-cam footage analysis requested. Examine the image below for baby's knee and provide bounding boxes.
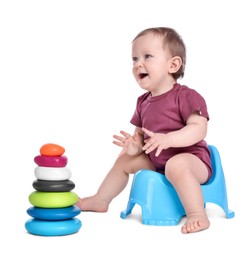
[164,155,191,182]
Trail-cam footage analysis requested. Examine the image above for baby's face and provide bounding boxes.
[131,33,174,95]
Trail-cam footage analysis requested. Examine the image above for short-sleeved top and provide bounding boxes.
[130,83,212,177]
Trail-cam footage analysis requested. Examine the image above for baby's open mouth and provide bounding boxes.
[138,73,148,79]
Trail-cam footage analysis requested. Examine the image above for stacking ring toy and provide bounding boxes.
[29,191,78,208]
[25,218,82,236]
[34,166,71,181]
[32,179,75,192]
[27,206,81,220]
[34,155,68,167]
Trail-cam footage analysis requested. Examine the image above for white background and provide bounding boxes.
[0,0,251,259]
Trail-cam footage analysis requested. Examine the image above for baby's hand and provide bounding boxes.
[142,128,169,157]
[113,130,142,157]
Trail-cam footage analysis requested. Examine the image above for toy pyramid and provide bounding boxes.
[25,143,82,236]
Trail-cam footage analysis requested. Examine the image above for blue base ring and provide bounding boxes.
[25,218,82,236]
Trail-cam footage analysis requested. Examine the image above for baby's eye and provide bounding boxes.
[132,57,138,62]
[144,54,152,59]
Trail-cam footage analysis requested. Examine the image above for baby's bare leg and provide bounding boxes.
[76,153,155,212]
[165,153,210,234]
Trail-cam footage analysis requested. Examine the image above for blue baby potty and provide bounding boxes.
[120,145,235,226]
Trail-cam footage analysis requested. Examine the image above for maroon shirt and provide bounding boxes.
[130,83,212,178]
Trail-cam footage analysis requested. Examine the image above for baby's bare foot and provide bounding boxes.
[75,195,109,212]
[181,213,210,234]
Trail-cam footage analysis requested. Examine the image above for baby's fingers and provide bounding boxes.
[120,130,131,138]
[144,138,150,143]
[113,134,125,143]
[112,140,124,147]
[155,147,162,157]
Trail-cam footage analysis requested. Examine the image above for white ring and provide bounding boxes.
[34,166,72,181]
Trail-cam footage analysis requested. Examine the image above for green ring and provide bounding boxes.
[29,191,78,208]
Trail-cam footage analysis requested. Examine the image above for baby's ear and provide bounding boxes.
[168,56,182,73]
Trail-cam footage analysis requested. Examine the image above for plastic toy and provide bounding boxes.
[29,191,78,208]
[40,143,65,157]
[34,155,68,167]
[120,145,235,225]
[25,143,82,236]
[27,205,81,220]
[25,218,82,236]
[34,166,71,181]
[32,179,75,192]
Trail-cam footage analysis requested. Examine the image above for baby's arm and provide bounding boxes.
[166,112,207,147]
[142,112,207,156]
